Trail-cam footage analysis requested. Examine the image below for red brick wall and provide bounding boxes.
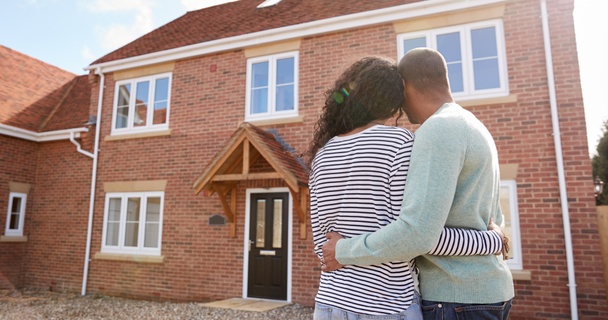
[19,140,93,293]
[0,136,37,290]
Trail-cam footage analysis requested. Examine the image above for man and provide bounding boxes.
[321,48,514,319]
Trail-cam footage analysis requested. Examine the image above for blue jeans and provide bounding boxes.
[421,299,512,320]
[313,291,423,320]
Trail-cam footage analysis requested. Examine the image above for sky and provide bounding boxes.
[0,0,606,158]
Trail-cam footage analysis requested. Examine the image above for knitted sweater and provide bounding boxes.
[336,103,514,303]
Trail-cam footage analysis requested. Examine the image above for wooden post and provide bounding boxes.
[597,205,608,303]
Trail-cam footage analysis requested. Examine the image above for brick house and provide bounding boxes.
[1,0,606,318]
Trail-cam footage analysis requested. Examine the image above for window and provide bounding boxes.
[5,192,26,236]
[245,51,298,121]
[500,180,522,270]
[397,20,508,101]
[112,73,171,134]
[102,192,164,255]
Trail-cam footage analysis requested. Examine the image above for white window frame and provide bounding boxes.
[397,19,508,101]
[101,192,164,256]
[500,180,523,270]
[111,73,172,135]
[245,51,299,121]
[5,192,26,236]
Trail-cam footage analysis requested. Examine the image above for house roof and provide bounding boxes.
[0,45,89,133]
[92,0,418,65]
[193,122,309,195]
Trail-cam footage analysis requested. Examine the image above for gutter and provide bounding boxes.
[0,124,87,142]
[540,0,578,318]
[81,67,104,296]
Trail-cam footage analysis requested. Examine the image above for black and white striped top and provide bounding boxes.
[310,125,502,315]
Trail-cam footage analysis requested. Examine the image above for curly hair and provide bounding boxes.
[306,56,405,165]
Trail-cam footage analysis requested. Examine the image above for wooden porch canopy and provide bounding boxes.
[193,122,310,239]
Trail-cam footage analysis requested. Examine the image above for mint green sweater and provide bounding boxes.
[336,103,514,303]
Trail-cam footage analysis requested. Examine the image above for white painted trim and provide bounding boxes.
[243,188,293,302]
[0,124,87,142]
[86,0,506,73]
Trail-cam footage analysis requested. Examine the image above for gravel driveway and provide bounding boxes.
[0,289,314,320]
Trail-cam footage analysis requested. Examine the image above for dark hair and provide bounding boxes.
[398,47,450,94]
[306,56,405,164]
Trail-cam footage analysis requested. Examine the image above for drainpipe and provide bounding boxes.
[540,0,578,318]
[81,66,104,296]
[69,130,94,159]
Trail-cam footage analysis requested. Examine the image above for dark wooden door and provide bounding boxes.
[247,192,289,300]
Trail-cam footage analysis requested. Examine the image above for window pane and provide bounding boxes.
[256,199,266,248]
[473,59,500,90]
[146,197,161,222]
[154,78,169,101]
[251,88,268,114]
[153,78,169,125]
[153,101,167,124]
[144,197,161,248]
[447,64,464,93]
[117,84,131,106]
[134,105,148,127]
[124,198,140,247]
[144,224,159,248]
[403,37,426,53]
[252,62,269,87]
[108,198,122,221]
[499,186,513,259]
[134,82,149,127]
[106,198,121,246]
[276,58,294,85]
[10,197,21,214]
[135,81,149,105]
[272,199,283,248]
[437,32,461,63]
[115,84,131,129]
[471,27,497,59]
[9,213,18,229]
[106,222,120,246]
[275,84,294,111]
[471,27,500,90]
[437,32,464,94]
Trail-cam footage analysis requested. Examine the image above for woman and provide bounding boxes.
[308,56,504,319]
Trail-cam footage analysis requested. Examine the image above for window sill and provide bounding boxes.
[245,115,304,127]
[457,94,518,108]
[94,252,165,263]
[0,235,28,242]
[105,129,171,141]
[510,269,532,281]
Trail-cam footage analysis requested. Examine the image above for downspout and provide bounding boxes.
[81,66,104,296]
[540,0,578,318]
[69,130,94,159]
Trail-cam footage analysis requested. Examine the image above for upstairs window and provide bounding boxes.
[246,51,298,121]
[102,192,164,256]
[398,20,508,101]
[112,73,171,134]
[5,192,26,236]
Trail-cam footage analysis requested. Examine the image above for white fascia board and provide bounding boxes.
[0,124,88,142]
[86,0,506,73]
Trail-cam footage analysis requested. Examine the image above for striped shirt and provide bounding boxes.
[310,125,502,315]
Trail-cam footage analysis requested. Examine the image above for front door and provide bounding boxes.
[247,192,289,300]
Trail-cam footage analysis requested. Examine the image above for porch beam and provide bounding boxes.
[212,172,282,181]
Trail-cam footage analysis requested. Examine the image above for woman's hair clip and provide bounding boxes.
[332,87,350,104]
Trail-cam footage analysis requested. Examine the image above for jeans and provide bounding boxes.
[313,291,423,320]
[421,299,512,320]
